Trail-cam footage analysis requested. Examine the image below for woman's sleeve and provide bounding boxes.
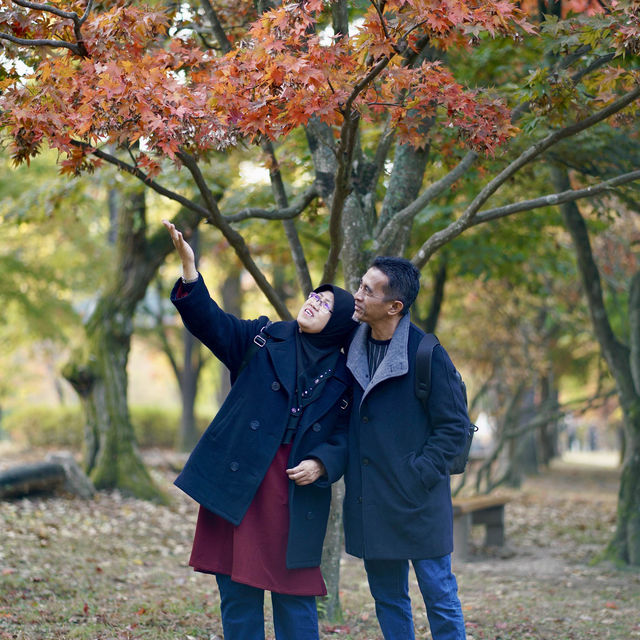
[170,273,269,375]
[305,391,351,487]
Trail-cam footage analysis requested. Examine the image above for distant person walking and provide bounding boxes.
[163,220,356,640]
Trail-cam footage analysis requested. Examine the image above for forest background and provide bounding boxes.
[1,0,640,631]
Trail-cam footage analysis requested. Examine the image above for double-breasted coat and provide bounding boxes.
[343,314,469,560]
[171,275,352,569]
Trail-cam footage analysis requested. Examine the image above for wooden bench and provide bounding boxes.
[452,495,510,562]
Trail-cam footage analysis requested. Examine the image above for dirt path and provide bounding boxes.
[0,449,638,640]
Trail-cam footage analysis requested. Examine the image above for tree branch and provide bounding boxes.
[344,54,394,114]
[552,165,635,403]
[321,111,360,283]
[0,32,81,54]
[376,47,620,249]
[199,0,232,53]
[474,169,640,223]
[177,150,293,320]
[70,141,210,218]
[8,0,93,56]
[375,151,478,253]
[260,138,313,295]
[68,142,209,217]
[224,184,318,222]
[11,0,77,21]
[412,83,640,268]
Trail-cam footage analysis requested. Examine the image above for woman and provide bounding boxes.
[163,220,356,640]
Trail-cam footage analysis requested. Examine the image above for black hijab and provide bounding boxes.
[294,284,357,409]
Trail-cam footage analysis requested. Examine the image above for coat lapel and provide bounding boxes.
[346,323,371,391]
[264,321,297,397]
[347,315,411,407]
[298,371,348,429]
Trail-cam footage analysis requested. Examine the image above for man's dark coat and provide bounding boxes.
[171,275,351,569]
[343,314,468,560]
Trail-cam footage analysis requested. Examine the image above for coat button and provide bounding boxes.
[312,422,321,432]
[362,416,369,423]
[362,458,369,465]
[357,496,363,503]
[229,462,239,471]
[305,511,314,520]
[249,420,260,430]
[271,381,281,391]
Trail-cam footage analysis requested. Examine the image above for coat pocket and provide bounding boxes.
[401,452,431,504]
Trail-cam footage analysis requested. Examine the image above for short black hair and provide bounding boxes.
[371,256,420,316]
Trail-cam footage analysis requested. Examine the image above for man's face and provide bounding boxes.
[353,267,392,325]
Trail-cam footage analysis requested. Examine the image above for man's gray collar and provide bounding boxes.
[347,315,411,402]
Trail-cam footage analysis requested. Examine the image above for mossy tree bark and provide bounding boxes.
[553,165,640,565]
[63,184,203,501]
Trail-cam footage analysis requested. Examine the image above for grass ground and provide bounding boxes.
[0,448,638,640]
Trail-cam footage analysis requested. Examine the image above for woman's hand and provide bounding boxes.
[162,219,198,281]
[286,459,326,486]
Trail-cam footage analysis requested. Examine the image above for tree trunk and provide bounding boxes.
[63,185,202,501]
[178,328,201,452]
[377,141,431,255]
[553,165,640,565]
[65,293,165,500]
[319,480,345,621]
[607,423,640,565]
[538,373,559,466]
[214,262,244,409]
[177,228,202,452]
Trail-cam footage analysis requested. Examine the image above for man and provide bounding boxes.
[344,256,468,640]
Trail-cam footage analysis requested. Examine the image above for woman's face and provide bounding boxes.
[296,291,335,334]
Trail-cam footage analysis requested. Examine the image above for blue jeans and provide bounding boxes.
[364,555,466,640]
[215,574,319,640]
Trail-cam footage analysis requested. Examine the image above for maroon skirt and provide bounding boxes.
[188,443,327,596]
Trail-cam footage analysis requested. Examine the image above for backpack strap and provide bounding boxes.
[237,321,273,376]
[414,333,440,410]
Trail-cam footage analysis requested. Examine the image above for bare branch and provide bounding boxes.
[70,141,210,218]
[260,138,313,294]
[369,0,392,42]
[77,0,93,25]
[0,32,82,54]
[224,184,319,222]
[474,169,640,223]
[376,48,621,244]
[177,150,293,320]
[374,151,478,253]
[372,116,395,181]
[321,112,360,283]
[11,0,77,21]
[412,84,640,267]
[570,52,616,85]
[344,55,394,114]
[199,0,232,53]
[10,0,94,57]
[8,0,93,56]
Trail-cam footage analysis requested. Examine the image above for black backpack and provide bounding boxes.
[414,333,477,475]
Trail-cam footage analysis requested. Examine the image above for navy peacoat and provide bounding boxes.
[171,275,352,569]
[343,314,468,560]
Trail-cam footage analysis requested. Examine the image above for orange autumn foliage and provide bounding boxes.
[0,0,637,177]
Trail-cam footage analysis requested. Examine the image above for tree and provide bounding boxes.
[2,0,640,573]
[552,166,640,564]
